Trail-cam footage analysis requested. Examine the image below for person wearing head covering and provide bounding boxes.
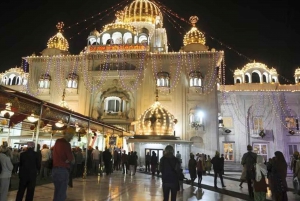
[241,145,257,199]
[253,155,268,201]
[15,141,41,201]
[52,127,75,201]
[0,145,13,201]
[211,151,226,188]
[159,145,180,201]
[295,153,300,195]
[270,151,288,201]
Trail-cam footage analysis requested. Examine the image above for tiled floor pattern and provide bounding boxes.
[7,171,300,201]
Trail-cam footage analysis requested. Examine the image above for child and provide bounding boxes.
[178,169,187,191]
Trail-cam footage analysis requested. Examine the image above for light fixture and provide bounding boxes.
[27,113,39,123]
[0,103,14,118]
[55,120,64,128]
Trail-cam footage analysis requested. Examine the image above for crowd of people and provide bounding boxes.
[1,128,299,201]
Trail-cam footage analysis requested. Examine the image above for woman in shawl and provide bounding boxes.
[270,151,288,201]
[253,155,268,201]
[188,153,197,185]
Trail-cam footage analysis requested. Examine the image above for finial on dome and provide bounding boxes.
[189,16,199,27]
[56,22,64,33]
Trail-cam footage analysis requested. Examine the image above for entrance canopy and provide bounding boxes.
[0,86,127,143]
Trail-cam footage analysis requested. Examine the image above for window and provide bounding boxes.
[223,143,234,161]
[223,117,233,128]
[189,71,203,87]
[104,97,121,113]
[66,73,78,89]
[253,117,263,134]
[38,74,51,89]
[253,143,268,162]
[285,117,299,130]
[156,72,170,87]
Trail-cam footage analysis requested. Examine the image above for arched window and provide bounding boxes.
[38,73,51,89]
[156,72,170,87]
[66,73,78,89]
[189,71,203,87]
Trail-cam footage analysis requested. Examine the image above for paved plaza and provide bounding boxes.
[7,171,300,201]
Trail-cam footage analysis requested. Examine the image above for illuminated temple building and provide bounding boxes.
[1,0,300,167]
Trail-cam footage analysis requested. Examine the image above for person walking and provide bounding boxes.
[159,145,180,201]
[102,148,112,175]
[145,152,151,172]
[253,155,268,201]
[91,146,100,175]
[16,142,41,201]
[128,151,136,176]
[150,151,158,176]
[188,154,197,185]
[270,151,288,201]
[0,145,13,201]
[220,154,225,175]
[211,151,226,188]
[241,145,257,199]
[197,155,204,186]
[205,155,212,175]
[121,150,128,174]
[52,127,75,201]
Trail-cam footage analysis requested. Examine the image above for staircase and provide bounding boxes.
[224,162,243,172]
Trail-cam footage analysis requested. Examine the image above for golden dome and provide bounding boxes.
[123,0,163,25]
[137,102,175,135]
[183,16,206,46]
[90,28,100,37]
[47,22,69,51]
[102,23,137,34]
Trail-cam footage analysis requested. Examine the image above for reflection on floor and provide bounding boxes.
[6,171,300,201]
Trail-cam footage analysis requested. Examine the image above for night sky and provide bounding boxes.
[0,0,299,84]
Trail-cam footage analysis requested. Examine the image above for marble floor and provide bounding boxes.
[7,171,300,201]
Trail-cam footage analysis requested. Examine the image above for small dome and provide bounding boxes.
[183,16,206,46]
[90,29,100,37]
[47,22,69,51]
[137,102,175,135]
[123,0,163,25]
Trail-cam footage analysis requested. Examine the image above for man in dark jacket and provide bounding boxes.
[159,145,180,201]
[102,148,112,175]
[211,151,226,188]
[241,145,257,199]
[15,141,41,201]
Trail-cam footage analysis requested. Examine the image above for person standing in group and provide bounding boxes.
[52,127,75,201]
[12,148,20,175]
[196,155,204,187]
[15,142,41,201]
[241,145,257,199]
[211,151,226,188]
[91,146,100,175]
[205,155,212,175]
[75,147,83,177]
[270,151,288,201]
[220,154,225,175]
[145,152,151,172]
[128,151,136,176]
[253,155,268,201]
[0,145,13,201]
[159,145,180,201]
[134,151,138,172]
[188,153,197,185]
[102,148,112,175]
[150,151,158,176]
[40,144,51,179]
[176,151,182,168]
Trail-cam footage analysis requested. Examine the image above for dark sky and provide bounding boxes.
[0,0,299,84]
